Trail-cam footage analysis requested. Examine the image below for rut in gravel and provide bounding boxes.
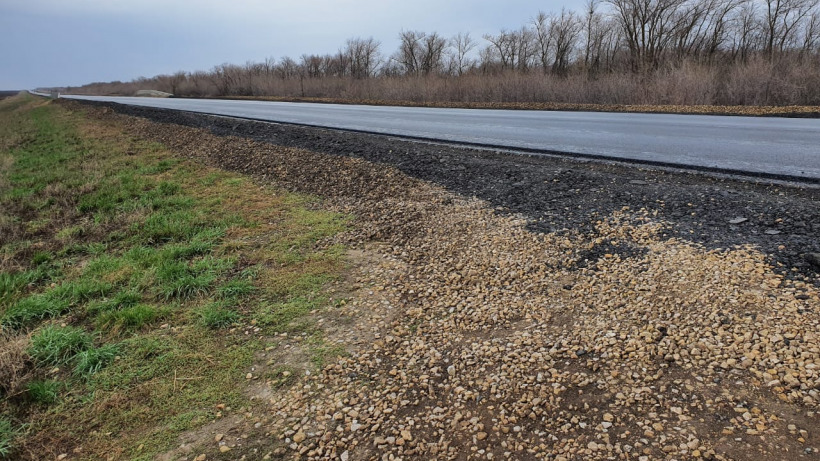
[76,103,820,461]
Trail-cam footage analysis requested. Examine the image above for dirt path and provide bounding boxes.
[70,100,819,460]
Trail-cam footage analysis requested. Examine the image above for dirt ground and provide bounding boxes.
[65,100,820,460]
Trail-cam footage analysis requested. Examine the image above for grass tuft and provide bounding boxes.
[96,304,165,331]
[198,304,239,329]
[2,294,70,329]
[74,344,119,378]
[26,380,61,405]
[216,279,256,299]
[27,325,92,366]
[0,417,14,458]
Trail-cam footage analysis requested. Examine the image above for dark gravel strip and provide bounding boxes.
[71,100,820,280]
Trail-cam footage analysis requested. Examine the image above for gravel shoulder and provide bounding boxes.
[72,99,820,282]
[67,100,820,460]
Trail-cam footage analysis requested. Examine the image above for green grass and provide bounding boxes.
[26,380,61,405]
[0,418,14,458]
[0,93,349,460]
[27,325,93,366]
[216,279,255,299]
[96,304,166,331]
[197,303,239,329]
[73,344,119,377]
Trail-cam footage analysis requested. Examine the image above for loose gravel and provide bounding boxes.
[71,101,820,460]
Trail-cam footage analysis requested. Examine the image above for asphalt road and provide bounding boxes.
[62,95,820,180]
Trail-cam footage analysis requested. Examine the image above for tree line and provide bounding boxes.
[70,0,820,106]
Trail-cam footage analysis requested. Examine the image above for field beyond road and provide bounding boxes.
[2,93,820,460]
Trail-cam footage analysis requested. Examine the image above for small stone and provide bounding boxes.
[588,441,599,450]
[476,432,487,441]
[765,229,781,235]
[629,180,649,185]
[401,429,412,441]
[728,217,748,224]
[195,455,207,461]
[340,451,349,461]
[806,253,820,269]
[245,373,253,380]
[219,446,231,453]
[293,430,306,443]
[603,413,614,422]
[215,434,223,442]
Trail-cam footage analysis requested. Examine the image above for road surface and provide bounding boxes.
[61,95,820,181]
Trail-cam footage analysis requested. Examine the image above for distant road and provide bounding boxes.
[62,95,820,181]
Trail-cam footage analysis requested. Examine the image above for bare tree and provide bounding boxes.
[608,0,689,70]
[301,54,324,78]
[483,28,536,71]
[276,57,299,80]
[396,30,424,75]
[551,8,583,74]
[420,32,448,75]
[533,12,554,73]
[345,37,382,78]
[168,71,187,95]
[731,0,762,61]
[803,10,820,52]
[210,63,236,95]
[449,32,476,75]
[764,0,820,56]
[582,0,618,73]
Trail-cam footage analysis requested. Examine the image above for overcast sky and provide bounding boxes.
[0,0,587,89]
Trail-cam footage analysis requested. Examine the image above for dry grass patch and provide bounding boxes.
[0,331,30,398]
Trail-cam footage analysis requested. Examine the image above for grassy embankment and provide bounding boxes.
[0,94,348,459]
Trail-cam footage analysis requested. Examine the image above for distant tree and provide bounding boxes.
[550,8,582,74]
[763,0,820,57]
[345,37,382,78]
[449,32,476,75]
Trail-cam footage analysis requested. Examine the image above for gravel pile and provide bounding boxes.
[74,102,820,460]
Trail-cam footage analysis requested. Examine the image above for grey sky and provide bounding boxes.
[0,0,585,89]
